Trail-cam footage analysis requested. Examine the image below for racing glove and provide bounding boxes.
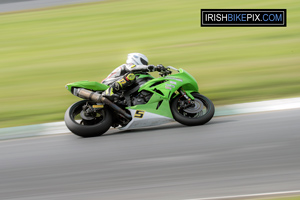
[156,64,166,72]
[147,65,156,72]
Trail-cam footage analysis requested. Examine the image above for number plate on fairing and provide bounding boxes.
[119,109,174,130]
[134,110,145,118]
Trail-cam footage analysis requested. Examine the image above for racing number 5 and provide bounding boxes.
[134,110,145,118]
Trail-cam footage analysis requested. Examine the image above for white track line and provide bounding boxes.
[184,190,300,200]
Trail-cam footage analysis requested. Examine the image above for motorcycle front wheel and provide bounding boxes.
[171,92,214,126]
[64,100,112,137]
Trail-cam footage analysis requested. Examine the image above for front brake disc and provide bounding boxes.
[183,99,204,114]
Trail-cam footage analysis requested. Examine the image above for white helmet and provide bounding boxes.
[126,53,148,65]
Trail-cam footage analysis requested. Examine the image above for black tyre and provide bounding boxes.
[64,100,113,137]
[171,92,214,126]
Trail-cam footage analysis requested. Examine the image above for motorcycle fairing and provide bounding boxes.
[65,81,109,93]
[118,109,174,130]
[127,69,199,118]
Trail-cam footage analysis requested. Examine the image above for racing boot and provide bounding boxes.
[102,73,136,101]
[102,84,120,101]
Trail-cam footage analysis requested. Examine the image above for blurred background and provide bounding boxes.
[0,0,299,128]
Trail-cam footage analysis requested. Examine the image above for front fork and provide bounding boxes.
[178,88,196,109]
[179,88,195,101]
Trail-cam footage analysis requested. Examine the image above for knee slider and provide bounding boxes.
[125,73,136,81]
[117,73,136,89]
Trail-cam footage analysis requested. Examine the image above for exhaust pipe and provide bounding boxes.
[73,88,132,120]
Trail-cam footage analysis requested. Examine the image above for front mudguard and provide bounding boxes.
[183,90,196,100]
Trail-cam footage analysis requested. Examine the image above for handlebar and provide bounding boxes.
[167,66,179,72]
[159,66,179,77]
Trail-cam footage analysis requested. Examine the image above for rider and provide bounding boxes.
[102,53,166,100]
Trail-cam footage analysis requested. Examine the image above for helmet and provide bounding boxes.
[126,53,148,65]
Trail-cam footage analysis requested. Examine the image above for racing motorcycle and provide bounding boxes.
[64,66,214,137]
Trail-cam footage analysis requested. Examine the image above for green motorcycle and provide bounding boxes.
[65,66,214,137]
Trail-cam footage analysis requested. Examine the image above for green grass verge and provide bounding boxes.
[0,0,299,128]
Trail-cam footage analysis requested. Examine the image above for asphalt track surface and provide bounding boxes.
[0,0,104,13]
[1,109,300,200]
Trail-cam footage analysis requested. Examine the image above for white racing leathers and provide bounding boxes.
[101,64,150,86]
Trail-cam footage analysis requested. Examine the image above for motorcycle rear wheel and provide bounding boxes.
[171,92,214,126]
[64,100,112,137]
